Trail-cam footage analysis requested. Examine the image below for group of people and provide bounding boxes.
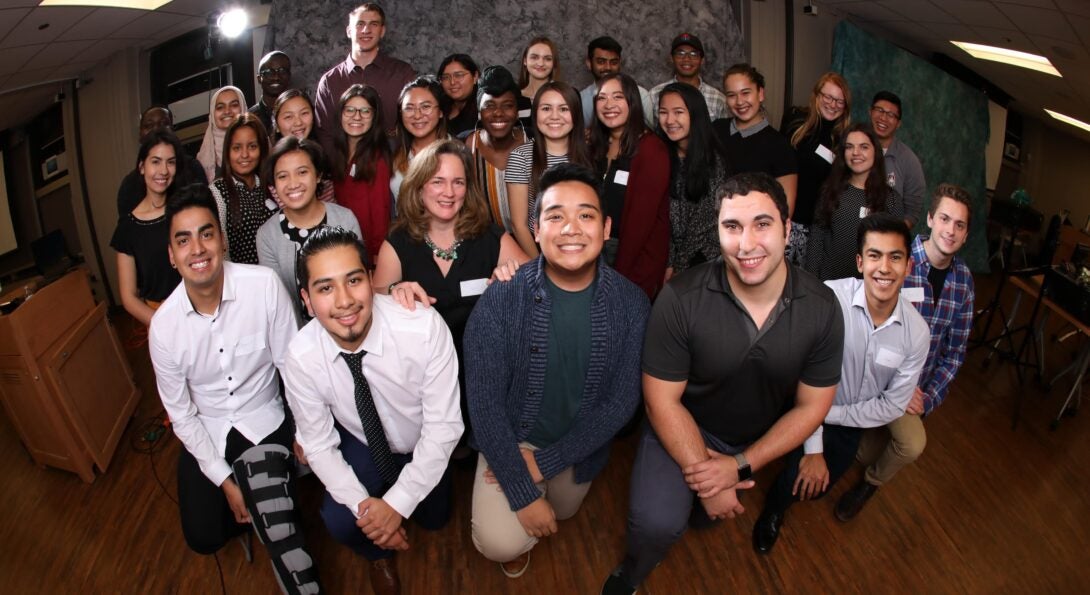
[107,3,975,594]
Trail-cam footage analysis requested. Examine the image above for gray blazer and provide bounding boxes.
[256,202,363,321]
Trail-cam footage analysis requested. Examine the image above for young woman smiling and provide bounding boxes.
[373,140,528,451]
[786,72,852,265]
[587,73,670,298]
[505,81,591,257]
[464,66,527,233]
[330,84,392,266]
[111,130,187,327]
[806,123,903,280]
[517,37,560,131]
[438,54,481,137]
[196,85,245,184]
[391,75,450,204]
[657,83,731,279]
[257,136,363,320]
[209,113,275,264]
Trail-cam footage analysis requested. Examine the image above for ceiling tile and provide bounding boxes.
[994,0,1063,8]
[0,66,62,92]
[0,8,31,43]
[145,16,205,46]
[78,37,138,64]
[51,59,96,80]
[57,7,144,41]
[940,0,1020,29]
[996,4,1079,42]
[877,0,959,23]
[21,39,94,70]
[0,6,91,49]
[111,10,191,40]
[1054,0,1090,18]
[1068,14,1090,48]
[972,26,1041,53]
[836,1,907,21]
[0,43,42,76]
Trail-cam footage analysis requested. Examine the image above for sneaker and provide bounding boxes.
[501,552,530,578]
[601,571,637,595]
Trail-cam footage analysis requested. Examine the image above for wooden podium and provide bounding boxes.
[0,270,140,482]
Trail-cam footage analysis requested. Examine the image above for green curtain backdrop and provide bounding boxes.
[832,21,989,271]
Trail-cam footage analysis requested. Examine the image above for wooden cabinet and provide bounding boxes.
[0,270,139,482]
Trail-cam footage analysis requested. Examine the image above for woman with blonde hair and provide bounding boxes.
[517,37,561,130]
[786,72,852,263]
[374,139,528,446]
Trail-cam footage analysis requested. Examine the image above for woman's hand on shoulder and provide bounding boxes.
[388,281,436,311]
[489,259,522,285]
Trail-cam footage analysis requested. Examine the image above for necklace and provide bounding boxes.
[425,234,462,261]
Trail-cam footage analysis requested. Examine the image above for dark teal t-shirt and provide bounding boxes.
[527,274,596,448]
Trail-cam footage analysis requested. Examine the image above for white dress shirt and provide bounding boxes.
[804,277,930,454]
[283,294,463,519]
[149,262,299,485]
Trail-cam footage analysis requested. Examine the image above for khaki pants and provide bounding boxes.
[857,413,927,486]
[470,445,592,562]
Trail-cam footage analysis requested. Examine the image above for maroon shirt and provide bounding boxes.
[314,53,416,152]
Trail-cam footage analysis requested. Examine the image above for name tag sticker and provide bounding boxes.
[460,278,488,297]
[902,286,925,303]
[859,206,870,218]
[518,108,531,119]
[875,347,905,368]
[815,144,834,164]
[614,170,630,185]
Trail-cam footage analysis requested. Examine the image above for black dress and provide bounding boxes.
[388,225,503,435]
[110,212,181,301]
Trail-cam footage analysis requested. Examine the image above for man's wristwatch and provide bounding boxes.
[734,452,752,481]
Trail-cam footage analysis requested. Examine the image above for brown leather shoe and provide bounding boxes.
[369,558,400,595]
[834,479,878,522]
[501,552,530,578]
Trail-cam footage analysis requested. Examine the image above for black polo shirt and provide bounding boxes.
[642,258,843,445]
[713,118,797,180]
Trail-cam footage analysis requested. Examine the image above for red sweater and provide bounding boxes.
[613,133,671,299]
[333,157,392,265]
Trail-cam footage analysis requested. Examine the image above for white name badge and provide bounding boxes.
[460,278,489,297]
[875,347,905,368]
[902,286,925,303]
[859,206,871,218]
[518,108,531,119]
[815,143,834,164]
[614,170,630,185]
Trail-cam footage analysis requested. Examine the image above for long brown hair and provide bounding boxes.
[391,140,491,242]
[587,73,649,166]
[790,72,852,147]
[220,113,269,226]
[816,123,890,225]
[518,36,561,89]
[530,81,591,187]
[331,84,390,183]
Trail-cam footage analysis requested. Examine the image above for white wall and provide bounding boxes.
[790,0,842,108]
[747,0,788,129]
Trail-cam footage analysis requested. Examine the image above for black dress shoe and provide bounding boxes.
[369,558,400,595]
[834,479,878,522]
[752,511,784,554]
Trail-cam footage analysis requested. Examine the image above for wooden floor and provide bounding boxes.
[2,272,1089,594]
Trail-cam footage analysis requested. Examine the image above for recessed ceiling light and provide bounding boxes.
[1045,109,1090,134]
[38,0,173,9]
[951,41,1062,77]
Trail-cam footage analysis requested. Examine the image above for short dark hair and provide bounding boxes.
[350,3,385,23]
[856,212,911,256]
[724,63,765,89]
[587,36,622,59]
[165,183,221,231]
[872,90,903,119]
[477,65,519,109]
[537,163,602,217]
[296,226,370,292]
[930,182,973,226]
[718,172,789,225]
[264,135,327,185]
[140,105,173,124]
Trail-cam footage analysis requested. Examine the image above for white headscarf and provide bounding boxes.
[196,85,246,183]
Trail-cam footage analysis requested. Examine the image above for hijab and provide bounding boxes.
[196,85,246,183]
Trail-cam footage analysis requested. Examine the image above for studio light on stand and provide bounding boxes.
[202,7,250,60]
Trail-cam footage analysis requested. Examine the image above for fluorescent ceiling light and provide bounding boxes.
[951,41,1061,77]
[38,0,173,9]
[1045,109,1090,134]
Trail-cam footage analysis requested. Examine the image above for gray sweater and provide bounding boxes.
[256,203,362,320]
[465,256,649,511]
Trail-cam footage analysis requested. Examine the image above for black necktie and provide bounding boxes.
[341,351,399,487]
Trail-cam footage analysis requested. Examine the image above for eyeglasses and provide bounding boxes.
[259,67,289,77]
[402,103,436,117]
[672,49,702,59]
[871,105,901,121]
[439,71,471,84]
[343,105,373,118]
[818,91,845,107]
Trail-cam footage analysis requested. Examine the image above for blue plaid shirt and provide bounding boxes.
[904,235,974,415]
